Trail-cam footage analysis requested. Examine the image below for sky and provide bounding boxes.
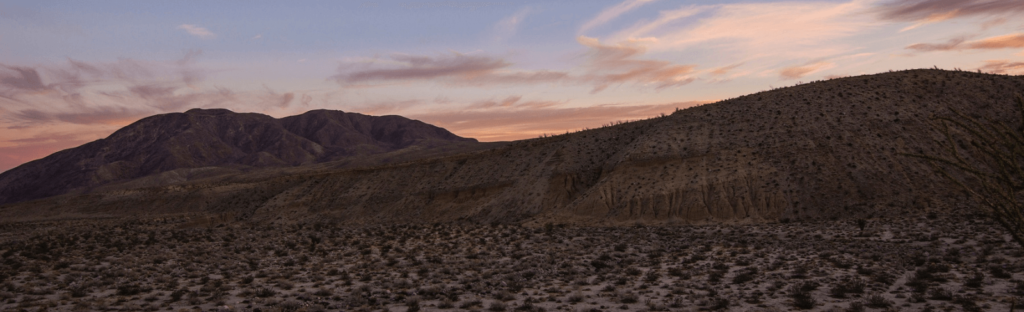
[1,0,1023,173]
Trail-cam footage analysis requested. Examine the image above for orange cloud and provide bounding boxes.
[710,63,743,76]
[778,62,833,80]
[968,33,1024,49]
[906,37,967,52]
[466,96,562,110]
[907,33,1024,52]
[577,36,696,93]
[978,60,1024,74]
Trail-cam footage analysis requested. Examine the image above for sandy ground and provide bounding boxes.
[0,214,1021,312]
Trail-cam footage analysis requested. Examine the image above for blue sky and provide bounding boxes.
[1,0,1023,172]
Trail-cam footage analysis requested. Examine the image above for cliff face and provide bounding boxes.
[2,70,1022,225]
[0,109,478,205]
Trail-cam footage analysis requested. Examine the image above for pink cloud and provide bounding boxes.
[978,60,1024,74]
[778,62,833,80]
[466,96,562,110]
[876,0,1024,22]
[907,33,1024,52]
[577,36,696,93]
[333,53,568,87]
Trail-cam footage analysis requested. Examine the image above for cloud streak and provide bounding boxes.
[907,33,1024,51]
[876,0,1024,22]
[606,1,874,59]
[779,62,833,80]
[333,53,568,86]
[579,0,657,34]
[178,24,216,39]
[978,60,1024,74]
[494,7,530,40]
[577,36,696,92]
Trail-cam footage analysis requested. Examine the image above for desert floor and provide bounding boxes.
[0,214,1020,312]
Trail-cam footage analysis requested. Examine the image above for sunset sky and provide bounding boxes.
[1,0,1023,173]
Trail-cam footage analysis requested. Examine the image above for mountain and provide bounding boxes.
[2,69,1023,225]
[0,109,483,205]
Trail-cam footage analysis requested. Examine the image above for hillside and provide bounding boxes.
[2,69,1022,225]
[0,109,483,205]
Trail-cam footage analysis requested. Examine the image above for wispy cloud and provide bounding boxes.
[178,24,216,39]
[778,61,834,80]
[978,59,1024,74]
[332,52,568,86]
[875,0,1024,26]
[494,8,530,40]
[709,63,743,76]
[905,37,968,51]
[0,51,248,129]
[579,0,657,34]
[907,33,1024,51]
[605,1,875,60]
[0,66,49,92]
[577,36,696,92]
[466,95,562,110]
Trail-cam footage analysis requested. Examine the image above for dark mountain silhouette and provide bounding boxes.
[2,69,1023,226]
[0,108,480,205]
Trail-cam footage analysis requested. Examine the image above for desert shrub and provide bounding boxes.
[789,282,817,309]
[278,300,302,312]
[709,297,730,310]
[116,283,149,296]
[964,272,984,288]
[954,295,983,312]
[567,292,584,304]
[255,287,276,298]
[460,299,483,309]
[990,266,1012,279]
[406,297,421,312]
[644,270,661,282]
[618,291,638,303]
[846,301,865,312]
[732,268,757,284]
[830,278,866,298]
[865,294,892,309]
[928,287,953,301]
[489,300,508,311]
[438,298,455,309]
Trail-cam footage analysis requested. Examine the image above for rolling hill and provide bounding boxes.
[1,69,1022,225]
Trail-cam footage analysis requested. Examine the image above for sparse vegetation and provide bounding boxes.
[0,214,1017,311]
[910,95,1024,247]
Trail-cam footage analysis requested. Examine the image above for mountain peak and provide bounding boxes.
[185,108,235,115]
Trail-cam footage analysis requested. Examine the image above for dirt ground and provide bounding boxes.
[0,214,1021,312]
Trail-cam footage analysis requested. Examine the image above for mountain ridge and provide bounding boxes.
[1,69,1022,226]
[0,108,481,205]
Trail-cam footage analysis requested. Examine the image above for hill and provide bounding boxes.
[0,109,485,205]
[2,69,1022,225]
